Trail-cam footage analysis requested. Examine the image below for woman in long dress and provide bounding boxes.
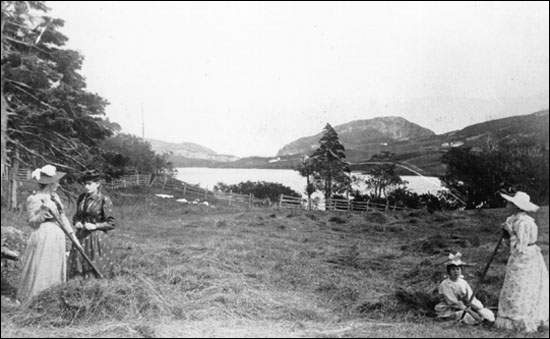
[68,170,117,279]
[495,191,549,332]
[17,165,80,302]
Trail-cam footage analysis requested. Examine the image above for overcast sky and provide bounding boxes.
[47,1,549,157]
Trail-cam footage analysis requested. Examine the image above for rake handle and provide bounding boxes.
[458,232,504,322]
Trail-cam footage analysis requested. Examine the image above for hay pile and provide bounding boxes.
[14,276,174,327]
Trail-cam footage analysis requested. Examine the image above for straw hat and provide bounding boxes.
[445,252,467,267]
[500,191,539,212]
[31,165,65,184]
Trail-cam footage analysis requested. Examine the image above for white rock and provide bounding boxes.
[155,194,174,199]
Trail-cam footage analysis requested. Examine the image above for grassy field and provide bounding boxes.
[1,188,548,338]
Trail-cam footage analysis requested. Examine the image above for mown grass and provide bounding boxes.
[1,187,548,337]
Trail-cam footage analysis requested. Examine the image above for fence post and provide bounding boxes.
[249,193,252,208]
[385,199,389,213]
[279,194,282,209]
[229,190,232,207]
[183,184,187,196]
[365,200,369,215]
[136,173,139,185]
[162,175,167,190]
[204,188,207,201]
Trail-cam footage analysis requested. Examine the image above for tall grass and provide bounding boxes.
[1,188,548,337]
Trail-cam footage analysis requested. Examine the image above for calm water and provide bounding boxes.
[175,167,445,198]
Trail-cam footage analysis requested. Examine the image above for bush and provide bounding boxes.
[214,181,301,202]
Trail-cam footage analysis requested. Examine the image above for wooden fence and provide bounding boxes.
[105,173,272,208]
[278,194,410,213]
[325,197,406,212]
[278,194,303,209]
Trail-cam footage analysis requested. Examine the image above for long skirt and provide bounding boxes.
[68,230,116,279]
[495,245,549,332]
[17,222,66,302]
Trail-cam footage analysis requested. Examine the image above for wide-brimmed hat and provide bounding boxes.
[500,191,539,212]
[78,170,104,183]
[31,165,65,184]
[445,252,467,267]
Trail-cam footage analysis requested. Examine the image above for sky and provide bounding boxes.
[46,1,549,157]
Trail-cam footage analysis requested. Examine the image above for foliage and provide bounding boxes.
[441,137,549,208]
[361,162,404,199]
[417,192,460,212]
[387,188,421,209]
[1,1,120,173]
[214,180,301,202]
[295,156,317,209]
[98,133,173,178]
[309,123,351,199]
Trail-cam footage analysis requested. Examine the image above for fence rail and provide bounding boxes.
[277,194,410,214]
[279,194,303,209]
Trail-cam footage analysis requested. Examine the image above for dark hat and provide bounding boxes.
[31,165,66,184]
[79,170,104,183]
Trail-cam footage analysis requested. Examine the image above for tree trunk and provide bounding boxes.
[306,174,311,211]
[1,20,9,203]
[1,91,7,177]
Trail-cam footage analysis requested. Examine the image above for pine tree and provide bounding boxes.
[1,1,119,174]
[310,123,351,201]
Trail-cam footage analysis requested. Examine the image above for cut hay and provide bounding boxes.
[14,276,174,327]
[329,216,346,224]
[365,211,388,224]
[394,287,439,317]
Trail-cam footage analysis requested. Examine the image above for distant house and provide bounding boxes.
[441,141,464,148]
[450,141,464,147]
[268,157,281,163]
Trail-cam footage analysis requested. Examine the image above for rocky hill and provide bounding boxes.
[277,116,435,156]
[276,110,549,176]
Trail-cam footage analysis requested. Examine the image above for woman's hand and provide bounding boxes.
[84,222,96,231]
[75,222,84,229]
[40,199,57,212]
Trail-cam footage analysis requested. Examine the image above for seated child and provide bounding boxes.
[434,252,495,325]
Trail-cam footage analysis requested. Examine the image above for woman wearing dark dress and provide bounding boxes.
[68,171,117,279]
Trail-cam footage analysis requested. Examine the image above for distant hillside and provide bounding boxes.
[148,139,239,164]
[350,109,549,175]
[150,110,549,174]
[277,116,435,156]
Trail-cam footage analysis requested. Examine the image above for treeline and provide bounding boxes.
[295,123,548,210]
[1,2,171,187]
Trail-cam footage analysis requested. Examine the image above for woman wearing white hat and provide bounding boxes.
[17,165,80,302]
[495,191,549,332]
[434,252,495,325]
